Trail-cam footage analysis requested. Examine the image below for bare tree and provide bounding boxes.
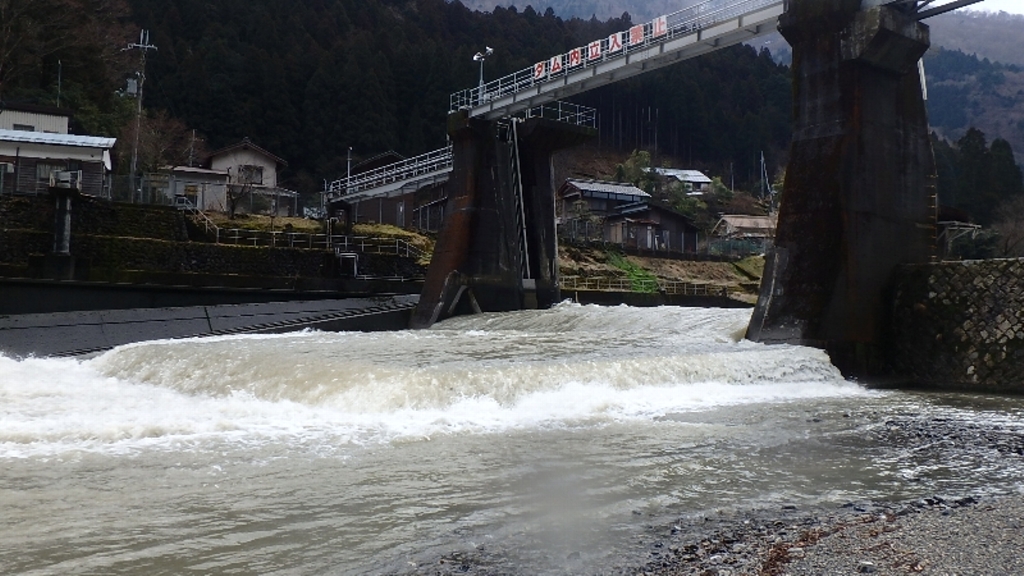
[0,0,131,97]
[116,110,203,174]
[226,166,261,220]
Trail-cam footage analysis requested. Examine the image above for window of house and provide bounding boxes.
[36,163,66,182]
[239,165,264,185]
[12,124,35,132]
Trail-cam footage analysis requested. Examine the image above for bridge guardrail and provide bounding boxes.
[214,229,426,259]
[450,0,782,114]
[326,146,454,200]
[561,275,729,296]
[515,101,597,128]
[324,101,597,201]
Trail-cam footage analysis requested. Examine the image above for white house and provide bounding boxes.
[160,166,230,211]
[206,138,297,215]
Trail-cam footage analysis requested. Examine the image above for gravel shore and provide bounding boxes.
[417,403,1024,576]
[422,494,1024,576]
[629,494,1024,576]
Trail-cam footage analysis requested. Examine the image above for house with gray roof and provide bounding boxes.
[558,178,699,253]
[648,167,713,194]
[558,179,651,219]
[0,129,116,197]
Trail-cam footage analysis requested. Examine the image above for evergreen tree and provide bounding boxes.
[956,128,991,222]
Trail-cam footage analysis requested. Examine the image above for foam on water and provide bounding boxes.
[0,305,870,458]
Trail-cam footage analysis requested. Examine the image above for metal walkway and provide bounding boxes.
[325,102,596,204]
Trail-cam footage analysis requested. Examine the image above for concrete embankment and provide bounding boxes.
[0,295,418,358]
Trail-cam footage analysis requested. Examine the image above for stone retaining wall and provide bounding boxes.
[890,259,1024,392]
[1,195,188,241]
[0,196,424,281]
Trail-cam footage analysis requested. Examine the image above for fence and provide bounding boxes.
[210,228,426,259]
[561,275,729,296]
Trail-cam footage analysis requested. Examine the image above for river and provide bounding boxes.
[3,303,1024,575]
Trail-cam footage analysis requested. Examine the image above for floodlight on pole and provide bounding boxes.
[473,47,494,103]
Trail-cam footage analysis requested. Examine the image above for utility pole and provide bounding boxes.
[57,60,62,108]
[125,30,157,203]
[188,129,197,167]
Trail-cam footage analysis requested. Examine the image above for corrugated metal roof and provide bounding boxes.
[714,214,778,238]
[650,168,713,183]
[0,129,116,149]
[719,214,776,230]
[565,179,650,198]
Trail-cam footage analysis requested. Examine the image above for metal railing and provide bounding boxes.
[324,101,597,203]
[213,229,426,259]
[326,146,454,200]
[515,101,597,128]
[450,0,783,116]
[561,275,730,296]
[182,204,222,243]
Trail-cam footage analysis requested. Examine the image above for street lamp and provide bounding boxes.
[473,46,494,103]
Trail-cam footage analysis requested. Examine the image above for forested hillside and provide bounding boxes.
[928,9,1024,68]
[925,48,1024,164]
[460,0,695,20]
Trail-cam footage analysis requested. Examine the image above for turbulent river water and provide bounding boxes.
[3,304,1024,575]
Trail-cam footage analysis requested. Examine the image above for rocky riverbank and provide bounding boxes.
[414,406,1024,576]
[626,494,1024,576]
[422,494,1023,576]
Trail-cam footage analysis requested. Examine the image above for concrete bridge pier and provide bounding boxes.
[746,1,937,377]
[410,111,594,328]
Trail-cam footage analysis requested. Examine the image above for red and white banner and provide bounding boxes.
[608,31,624,53]
[568,47,583,67]
[534,61,546,79]
[629,24,645,46]
[549,55,564,74]
[652,16,668,38]
[526,14,673,86]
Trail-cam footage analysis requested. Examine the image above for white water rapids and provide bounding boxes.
[2,304,1023,574]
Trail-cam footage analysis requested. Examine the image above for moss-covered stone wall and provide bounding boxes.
[1,196,424,282]
[1,195,188,241]
[890,259,1024,392]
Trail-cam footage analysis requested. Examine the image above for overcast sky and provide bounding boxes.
[971,0,1024,15]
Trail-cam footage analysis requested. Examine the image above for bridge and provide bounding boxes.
[452,0,985,120]
[326,0,978,204]
[323,0,985,378]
